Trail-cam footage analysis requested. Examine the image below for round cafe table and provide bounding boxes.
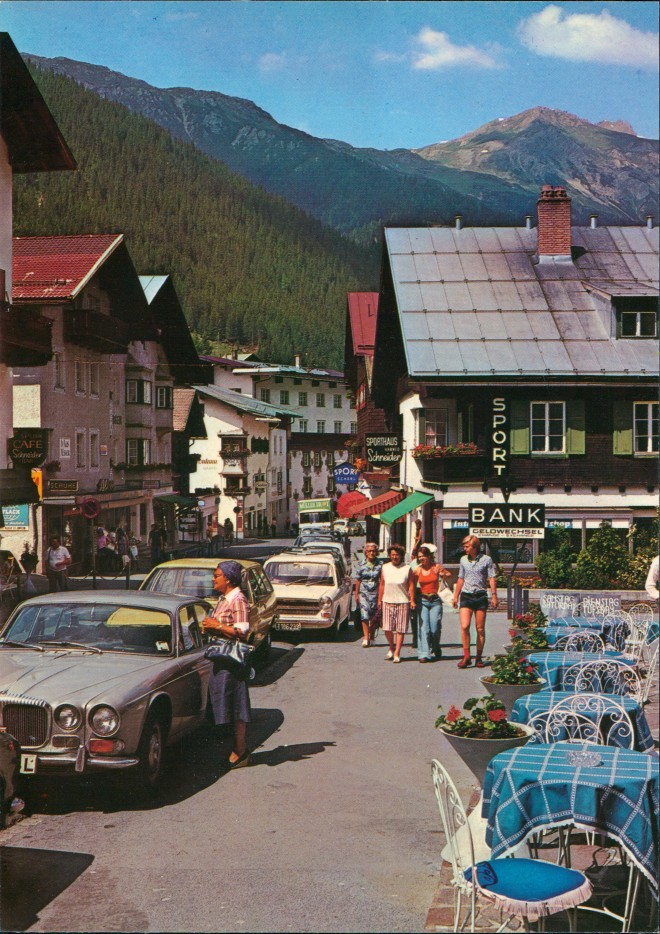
[526,651,633,691]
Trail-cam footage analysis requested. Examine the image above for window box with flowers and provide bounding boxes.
[436,695,533,786]
[412,443,487,483]
[509,605,547,639]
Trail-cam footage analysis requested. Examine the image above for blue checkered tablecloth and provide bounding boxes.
[510,690,654,752]
[527,651,632,691]
[482,743,660,889]
[544,620,629,651]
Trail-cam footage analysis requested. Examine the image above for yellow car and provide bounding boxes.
[139,558,277,661]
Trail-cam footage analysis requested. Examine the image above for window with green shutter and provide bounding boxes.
[510,401,530,455]
[566,400,585,454]
[613,401,633,455]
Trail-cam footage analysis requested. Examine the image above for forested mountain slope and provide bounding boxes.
[13,67,377,366]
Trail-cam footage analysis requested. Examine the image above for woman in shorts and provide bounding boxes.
[452,535,498,669]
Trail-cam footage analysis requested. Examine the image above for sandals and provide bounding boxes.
[228,751,251,769]
[457,657,472,669]
[385,650,394,661]
[392,656,401,663]
[475,658,486,669]
[362,640,370,648]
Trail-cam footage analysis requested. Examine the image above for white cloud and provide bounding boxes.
[412,27,501,70]
[518,4,659,70]
[258,51,288,74]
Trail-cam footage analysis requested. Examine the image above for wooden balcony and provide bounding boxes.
[64,308,129,352]
[0,306,53,365]
[416,453,489,484]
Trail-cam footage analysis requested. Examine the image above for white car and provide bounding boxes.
[263,551,352,638]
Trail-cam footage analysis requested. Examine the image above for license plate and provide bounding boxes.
[274,621,302,631]
[20,754,37,775]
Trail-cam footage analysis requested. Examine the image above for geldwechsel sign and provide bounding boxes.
[7,428,48,467]
[365,434,402,467]
[469,503,545,539]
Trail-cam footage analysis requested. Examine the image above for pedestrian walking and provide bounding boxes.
[224,517,234,546]
[412,545,452,662]
[149,523,165,567]
[452,534,498,669]
[377,544,416,663]
[645,555,659,601]
[202,561,252,768]
[45,535,71,592]
[353,542,383,647]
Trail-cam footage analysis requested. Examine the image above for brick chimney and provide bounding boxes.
[537,185,572,260]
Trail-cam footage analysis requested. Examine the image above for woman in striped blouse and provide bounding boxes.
[377,544,416,663]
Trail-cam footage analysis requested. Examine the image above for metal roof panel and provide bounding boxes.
[458,342,491,372]
[552,312,588,339]
[482,252,514,280]
[475,311,505,338]
[458,252,489,281]
[529,311,561,338]
[564,342,602,371]
[437,252,465,281]
[428,227,460,252]
[401,313,432,341]
[510,341,545,372]
[493,278,523,310]
[515,279,549,311]
[444,282,474,311]
[408,229,435,253]
[501,312,535,339]
[413,253,441,281]
[537,340,573,372]
[420,282,449,309]
[390,253,418,280]
[486,340,519,371]
[540,280,576,311]
[467,281,500,311]
[427,312,457,339]
[452,311,482,338]
[407,341,441,373]
[619,227,656,253]
[473,228,503,252]
[385,228,412,253]
[395,282,424,310]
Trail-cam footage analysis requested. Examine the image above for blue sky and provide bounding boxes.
[2,1,658,148]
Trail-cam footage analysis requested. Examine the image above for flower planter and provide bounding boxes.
[479,675,547,712]
[438,723,535,787]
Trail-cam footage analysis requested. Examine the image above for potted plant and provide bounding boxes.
[435,695,534,787]
[509,605,547,639]
[412,441,480,459]
[503,628,549,656]
[480,655,546,710]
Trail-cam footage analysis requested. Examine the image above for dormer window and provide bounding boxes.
[616,297,658,338]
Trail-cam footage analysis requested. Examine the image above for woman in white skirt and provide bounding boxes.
[377,543,416,663]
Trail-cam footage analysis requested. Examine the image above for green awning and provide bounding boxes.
[378,491,434,526]
[154,493,198,508]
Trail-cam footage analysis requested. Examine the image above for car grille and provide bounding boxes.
[277,602,319,616]
[2,703,49,748]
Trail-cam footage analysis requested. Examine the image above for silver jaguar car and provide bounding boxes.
[0,591,214,792]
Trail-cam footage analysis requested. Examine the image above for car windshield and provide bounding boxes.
[1,603,174,655]
[143,567,216,599]
[265,562,335,587]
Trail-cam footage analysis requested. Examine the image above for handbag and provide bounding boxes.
[438,581,456,608]
[369,605,382,630]
[204,637,254,676]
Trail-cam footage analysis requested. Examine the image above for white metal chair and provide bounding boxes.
[628,602,655,627]
[553,630,604,653]
[537,694,635,749]
[621,618,650,665]
[639,638,659,704]
[563,659,643,704]
[431,759,592,932]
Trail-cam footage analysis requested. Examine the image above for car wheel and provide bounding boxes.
[326,610,340,640]
[135,711,167,792]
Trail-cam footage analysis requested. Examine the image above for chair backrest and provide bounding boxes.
[629,603,655,626]
[431,759,474,891]
[641,639,659,704]
[554,630,604,653]
[623,618,649,663]
[565,659,643,703]
[541,693,634,748]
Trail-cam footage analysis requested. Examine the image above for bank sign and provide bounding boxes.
[469,503,545,539]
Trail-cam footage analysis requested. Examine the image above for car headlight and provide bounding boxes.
[89,705,120,737]
[319,595,333,609]
[54,704,82,731]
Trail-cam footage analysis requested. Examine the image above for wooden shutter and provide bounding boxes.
[566,400,585,454]
[612,401,633,455]
[417,410,426,446]
[509,400,529,455]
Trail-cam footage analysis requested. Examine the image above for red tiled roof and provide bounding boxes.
[345,488,404,518]
[12,234,123,303]
[347,292,379,357]
[173,388,196,432]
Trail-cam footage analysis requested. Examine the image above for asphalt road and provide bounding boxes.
[0,546,516,933]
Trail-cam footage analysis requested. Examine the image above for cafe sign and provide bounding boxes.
[364,434,402,467]
[469,502,545,539]
[7,428,48,467]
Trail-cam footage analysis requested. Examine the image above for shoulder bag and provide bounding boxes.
[204,636,254,676]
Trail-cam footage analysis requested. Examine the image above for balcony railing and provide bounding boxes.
[0,306,53,365]
[64,308,130,353]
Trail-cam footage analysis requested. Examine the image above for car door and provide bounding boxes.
[246,567,273,647]
[170,601,212,738]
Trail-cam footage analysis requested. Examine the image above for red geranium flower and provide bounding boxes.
[526,666,535,674]
[487,709,507,722]
[508,629,517,638]
[446,705,461,723]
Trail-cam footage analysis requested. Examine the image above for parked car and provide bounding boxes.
[295,541,350,577]
[333,519,364,536]
[0,590,215,791]
[263,551,352,637]
[139,558,277,661]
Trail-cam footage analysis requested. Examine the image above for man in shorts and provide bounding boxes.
[452,534,498,669]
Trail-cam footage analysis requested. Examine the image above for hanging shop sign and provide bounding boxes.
[491,398,509,477]
[0,504,30,528]
[7,428,49,467]
[48,479,78,493]
[364,434,402,467]
[469,502,545,539]
[333,461,360,485]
